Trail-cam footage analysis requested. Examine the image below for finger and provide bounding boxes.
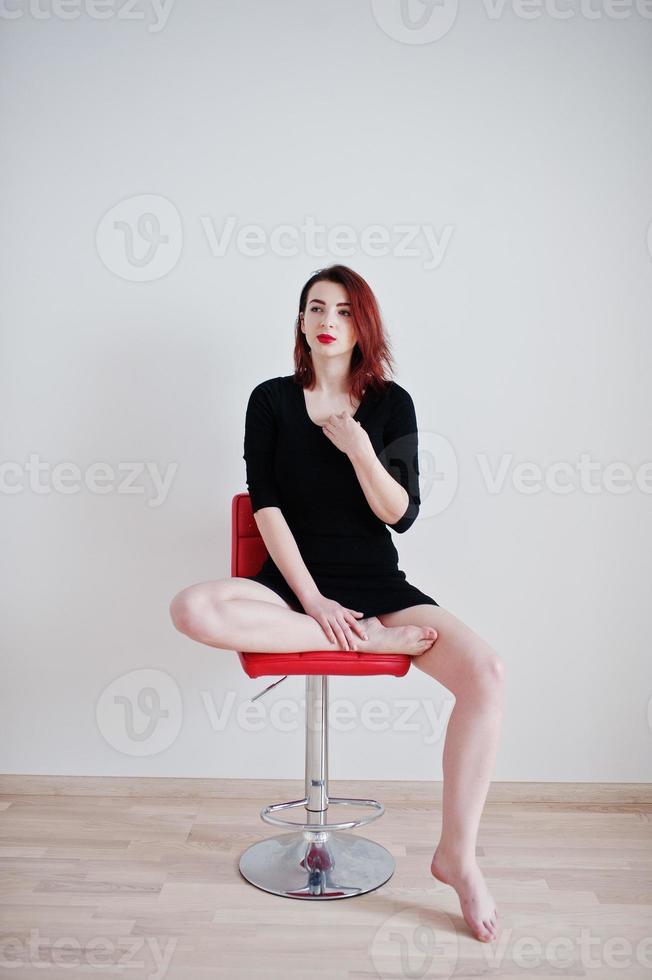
[341,625,356,650]
[339,617,358,651]
[332,620,349,651]
[321,618,337,646]
[344,613,368,641]
[349,610,368,636]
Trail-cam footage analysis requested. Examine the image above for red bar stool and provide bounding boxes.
[232,492,411,900]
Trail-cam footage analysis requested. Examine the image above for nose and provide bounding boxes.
[320,308,338,330]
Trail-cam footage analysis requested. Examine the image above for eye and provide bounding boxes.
[309,305,322,312]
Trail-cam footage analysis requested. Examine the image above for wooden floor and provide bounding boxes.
[1,782,651,979]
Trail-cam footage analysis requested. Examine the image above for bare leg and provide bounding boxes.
[378,604,505,943]
[170,587,437,655]
[430,677,503,944]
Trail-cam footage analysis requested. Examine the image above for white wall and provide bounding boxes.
[1,0,651,781]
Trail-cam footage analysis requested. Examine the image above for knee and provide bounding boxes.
[472,648,506,696]
[169,586,211,636]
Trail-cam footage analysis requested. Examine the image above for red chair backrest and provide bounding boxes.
[231,493,267,579]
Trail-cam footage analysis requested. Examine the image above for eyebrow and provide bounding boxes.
[309,299,350,306]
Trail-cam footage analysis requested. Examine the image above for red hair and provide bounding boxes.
[291,264,396,403]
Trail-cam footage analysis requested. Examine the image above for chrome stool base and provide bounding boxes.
[239,675,394,900]
[239,830,395,900]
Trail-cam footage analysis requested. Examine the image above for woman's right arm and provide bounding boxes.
[251,507,320,607]
[243,381,321,604]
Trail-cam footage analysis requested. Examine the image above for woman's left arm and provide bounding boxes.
[348,439,410,527]
[322,386,420,533]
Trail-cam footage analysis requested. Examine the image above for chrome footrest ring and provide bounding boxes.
[260,796,385,832]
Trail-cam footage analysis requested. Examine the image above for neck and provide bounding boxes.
[309,357,353,394]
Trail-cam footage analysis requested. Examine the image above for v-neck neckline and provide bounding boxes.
[295,379,367,429]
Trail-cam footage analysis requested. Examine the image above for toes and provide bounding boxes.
[466,914,493,943]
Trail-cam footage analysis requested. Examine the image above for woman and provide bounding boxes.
[170,264,505,943]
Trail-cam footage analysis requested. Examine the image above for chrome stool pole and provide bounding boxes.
[239,675,395,900]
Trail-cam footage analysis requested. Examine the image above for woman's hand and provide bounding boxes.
[302,593,368,651]
[321,411,370,460]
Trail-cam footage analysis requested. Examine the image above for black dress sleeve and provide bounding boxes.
[243,380,282,514]
[380,385,421,534]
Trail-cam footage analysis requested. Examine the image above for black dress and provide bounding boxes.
[241,374,439,618]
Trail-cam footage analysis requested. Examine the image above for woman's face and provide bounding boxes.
[300,280,358,359]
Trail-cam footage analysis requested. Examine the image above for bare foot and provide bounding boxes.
[350,616,437,656]
[431,846,499,943]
